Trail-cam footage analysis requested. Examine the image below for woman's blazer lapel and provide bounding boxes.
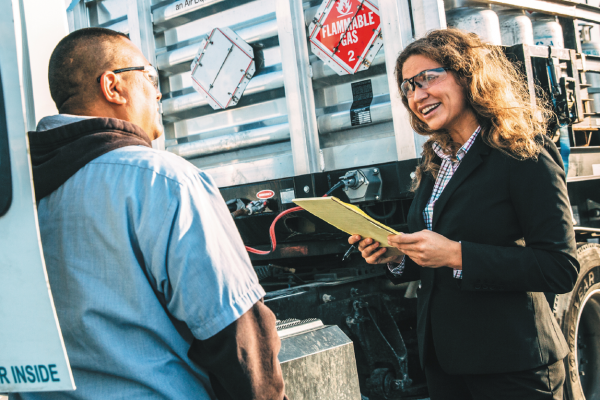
[430,135,492,231]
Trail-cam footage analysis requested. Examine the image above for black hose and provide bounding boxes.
[365,202,397,220]
[324,180,345,196]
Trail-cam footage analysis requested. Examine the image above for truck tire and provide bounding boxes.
[554,243,600,400]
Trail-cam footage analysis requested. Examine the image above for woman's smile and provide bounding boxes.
[419,102,441,117]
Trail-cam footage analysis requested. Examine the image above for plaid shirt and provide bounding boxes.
[389,126,481,278]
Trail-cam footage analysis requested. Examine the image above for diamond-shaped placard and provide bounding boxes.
[308,0,383,76]
[190,27,255,110]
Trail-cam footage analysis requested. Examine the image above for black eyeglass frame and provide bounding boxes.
[400,67,449,97]
[96,66,159,89]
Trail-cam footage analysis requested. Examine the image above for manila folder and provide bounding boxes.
[293,196,403,257]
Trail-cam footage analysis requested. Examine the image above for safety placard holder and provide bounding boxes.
[190,27,255,110]
[308,0,383,76]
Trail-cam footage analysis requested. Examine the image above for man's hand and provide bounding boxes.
[387,230,462,269]
[348,235,404,265]
[188,301,287,400]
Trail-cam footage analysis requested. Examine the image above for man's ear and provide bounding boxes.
[98,72,127,105]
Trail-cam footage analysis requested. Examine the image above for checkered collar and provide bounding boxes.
[432,126,481,163]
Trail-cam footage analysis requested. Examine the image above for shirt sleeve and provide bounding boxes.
[387,256,406,275]
[141,169,265,340]
[453,242,462,279]
[385,255,422,284]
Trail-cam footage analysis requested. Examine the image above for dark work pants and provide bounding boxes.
[424,346,565,400]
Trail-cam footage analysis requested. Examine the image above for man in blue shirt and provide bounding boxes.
[13,28,286,400]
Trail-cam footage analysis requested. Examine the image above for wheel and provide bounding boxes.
[554,243,600,400]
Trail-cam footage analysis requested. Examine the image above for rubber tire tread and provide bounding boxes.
[554,243,600,400]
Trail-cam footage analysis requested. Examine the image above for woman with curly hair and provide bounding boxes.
[349,29,579,399]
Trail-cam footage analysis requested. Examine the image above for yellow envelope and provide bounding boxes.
[293,197,403,256]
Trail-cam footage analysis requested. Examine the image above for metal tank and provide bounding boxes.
[445,0,502,45]
[581,24,600,56]
[581,24,600,113]
[64,0,420,189]
[497,9,534,46]
[531,13,564,48]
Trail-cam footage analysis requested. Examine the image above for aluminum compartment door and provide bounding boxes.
[211,43,253,108]
[192,30,234,108]
[0,0,74,393]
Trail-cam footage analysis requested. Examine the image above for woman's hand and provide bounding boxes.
[387,230,462,269]
[348,235,404,265]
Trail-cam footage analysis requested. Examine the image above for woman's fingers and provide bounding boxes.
[365,247,388,264]
[348,235,391,264]
[348,235,362,245]
[387,232,422,246]
[361,240,380,257]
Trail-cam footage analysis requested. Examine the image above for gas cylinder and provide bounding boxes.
[581,24,600,55]
[446,0,502,45]
[531,13,564,48]
[497,9,534,46]
[581,24,600,113]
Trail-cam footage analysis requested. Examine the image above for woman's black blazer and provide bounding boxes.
[388,134,579,375]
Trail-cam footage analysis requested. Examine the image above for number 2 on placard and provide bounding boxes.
[348,51,355,62]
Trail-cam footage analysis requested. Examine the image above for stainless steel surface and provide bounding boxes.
[162,69,284,118]
[278,325,361,400]
[498,9,534,45]
[590,91,600,112]
[168,96,288,140]
[156,18,278,72]
[322,135,398,170]
[568,146,600,178]
[159,1,276,47]
[105,18,129,34]
[317,96,393,134]
[582,25,600,56]
[66,0,89,31]
[276,318,324,338]
[127,0,155,65]
[445,0,490,11]
[480,0,600,24]
[169,123,290,159]
[201,151,295,187]
[531,13,565,47]
[153,0,226,27]
[127,0,164,150]
[446,6,502,45]
[67,0,600,189]
[379,0,424,160]
[87,0,127,26]
[277,0,322,175]
[410,0,447,38]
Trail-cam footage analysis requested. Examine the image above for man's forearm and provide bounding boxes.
[188,301,287,400]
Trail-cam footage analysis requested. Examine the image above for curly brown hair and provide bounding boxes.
[395,28,550,189]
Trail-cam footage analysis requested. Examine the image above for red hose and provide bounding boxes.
[245,206,303,255]
[244,182,344,256]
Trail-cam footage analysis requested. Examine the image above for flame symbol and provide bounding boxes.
[336,0,352,16]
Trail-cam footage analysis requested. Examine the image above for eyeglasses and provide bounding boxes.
[400,67,448,97]
[96,65,159,90]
